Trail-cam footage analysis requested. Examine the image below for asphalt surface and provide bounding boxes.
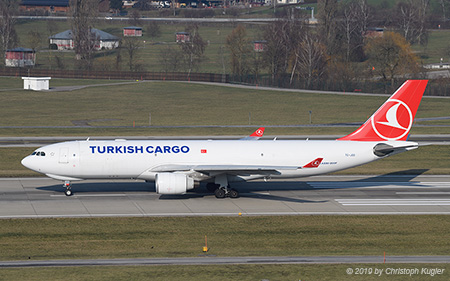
[1,175,450,218]
[1,255,449,268]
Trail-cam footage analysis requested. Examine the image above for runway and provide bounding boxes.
[1,175,450,218]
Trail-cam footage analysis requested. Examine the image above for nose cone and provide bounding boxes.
[21,156,39,172]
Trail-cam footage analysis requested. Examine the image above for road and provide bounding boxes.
[1,175,450,219]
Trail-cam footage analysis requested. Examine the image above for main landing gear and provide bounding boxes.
[206,183,239,199]
[63,181,73,196]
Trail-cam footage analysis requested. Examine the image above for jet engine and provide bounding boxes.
[155,173,194,195]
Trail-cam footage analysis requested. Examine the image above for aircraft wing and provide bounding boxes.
[150,164,300,175]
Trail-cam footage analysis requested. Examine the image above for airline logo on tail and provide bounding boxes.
[372,99,412,141]
[338,80,428,141]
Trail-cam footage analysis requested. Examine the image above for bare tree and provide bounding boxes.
[69,0,99,68]
[226,25,252,77]
[178,24,207,77]
[395,0,429,45]
[122,36,142,71]
[317,0,339,54]
[262,19,305,84]
[159,45,184,73]
[293,32,328,88]
[0,0,18,61]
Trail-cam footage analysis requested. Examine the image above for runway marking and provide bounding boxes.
[336,199,450,206]
[310,182,450,189]
[50,194,128,198]
[396,192,450,195]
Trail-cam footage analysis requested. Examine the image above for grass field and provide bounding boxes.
[0,216,448,260]
[0,216,449,280]
[0,78,449,133]
[1,264,449,281]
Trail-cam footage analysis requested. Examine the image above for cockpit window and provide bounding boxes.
[32,151,46,156]
[31,152,37,155]
[41,152,46,156]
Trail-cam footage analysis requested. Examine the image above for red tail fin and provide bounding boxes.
[338,80,428,141]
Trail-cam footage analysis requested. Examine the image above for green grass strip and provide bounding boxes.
[0,216,449,261]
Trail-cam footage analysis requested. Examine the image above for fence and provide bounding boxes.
[0,68,229,83]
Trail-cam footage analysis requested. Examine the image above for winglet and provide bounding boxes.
[241,127,265,140]
[337,80,428,141]
[250,127,265,138]
[303,158,323,168]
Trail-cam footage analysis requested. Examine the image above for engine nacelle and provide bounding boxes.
[155,173,194,195]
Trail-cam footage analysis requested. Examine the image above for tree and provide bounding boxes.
[395,0,429,45]
[122,36,142,71]
[262,19,305,84]
[0,0,18,62]
[69,0,99,69]
[109,0,123,15]
[365,32,419,89]
[226,25,252,77]
[317,0,339,54]
[28,29,42,52]
[159,45,184,73]
[292,32,328,88]
[178,24,207,77]
[147,21,161,38]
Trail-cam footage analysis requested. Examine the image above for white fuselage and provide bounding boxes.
[21,139,416,183]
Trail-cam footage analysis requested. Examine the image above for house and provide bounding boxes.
[20,0,70,13]
[5,48,36,67]
[253,40,267,52]
[176,32,190,43]
[364,27,384,38]
[49,28,120,51]
[124,26,143,37]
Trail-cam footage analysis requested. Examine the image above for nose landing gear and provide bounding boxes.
[63,181,73,196]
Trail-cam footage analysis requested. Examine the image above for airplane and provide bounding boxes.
[21,80,428,198]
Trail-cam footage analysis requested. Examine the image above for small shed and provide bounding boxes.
[176,32,190,43]
[124,26,143,37]
[22,77,51,91]
[5,48,36,67]
[253,40,267,52]
[20,0,70,13]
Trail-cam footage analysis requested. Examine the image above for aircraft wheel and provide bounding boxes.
[214,188,226,199]
[64,189,73,196]
[229,189,239,198]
